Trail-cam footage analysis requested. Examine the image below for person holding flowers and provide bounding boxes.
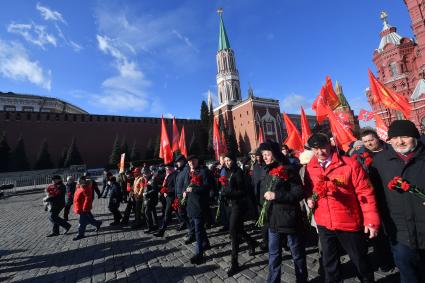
[304,133,380,283]
[221,152,257,277]
[370,120,425,283]
[184,154,211,265]
[258,141,307,283]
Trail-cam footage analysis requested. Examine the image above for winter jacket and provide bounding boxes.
[262,162,304,234]
[175,164,190,198]
[108,181,123,208]
[370,142,425,249]
[46,182,66,210]
[186,166,210,218]
[223,165,248,208]
[65,181,77,205]
[252,162,266,205]
[304,151,380,232]
[73,184,94,214]
[143,176,159,205]
[164,170,178,199]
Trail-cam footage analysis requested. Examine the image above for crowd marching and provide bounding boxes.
[42,119,425,283]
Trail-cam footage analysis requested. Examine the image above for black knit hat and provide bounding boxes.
[258,141,285,162]
[307,133,330,148]
[387,120,420,140]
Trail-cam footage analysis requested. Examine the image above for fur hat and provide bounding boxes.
[387,120,420,140]
[307,133,330,148]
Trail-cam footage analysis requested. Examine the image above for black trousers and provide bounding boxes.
[160,197,174,231]
[122,198,136,223]
[63,202,72,220]
[144,200,158,228]
[317,226,374,283]
[229,206,254,259]
[109,204,122,222]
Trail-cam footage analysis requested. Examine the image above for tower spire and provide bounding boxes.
[217,8,231,51]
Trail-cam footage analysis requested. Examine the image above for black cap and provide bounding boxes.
[175,155,186,162]
[387,120,420,140]
[187,154,199,161]
[307,133,330,148]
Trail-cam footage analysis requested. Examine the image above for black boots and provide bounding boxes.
[153,229,165,237]
[227,257,239,277]
[190,254,204,265]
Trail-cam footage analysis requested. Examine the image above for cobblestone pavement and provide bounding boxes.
[0,190,400,283]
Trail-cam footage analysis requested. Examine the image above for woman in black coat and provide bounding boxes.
[222,153,257,276]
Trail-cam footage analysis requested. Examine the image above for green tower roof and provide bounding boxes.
[218,15,231,51]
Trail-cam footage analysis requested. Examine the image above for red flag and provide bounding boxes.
[282,113,304,152]
[374,112,388,141]
[325,76,341,110]
[159,116,173,164]
[221,131,228,154]
[368,69,411,119]
[300,107,312,146]
[358,109,374,121]
[172,117,180,152]
[327,107,356,151]
[179,126,187,158]
[312,86,330,124]
[213,118,222,160]
[258,126,265,144]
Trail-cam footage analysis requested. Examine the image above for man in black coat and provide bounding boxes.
[46,175,71,237]
[108,176,123,225]
[175,155,190,233]
[370,120,425,283]
[184,155,210,265]
[63,176,76,221]
[154,163,178,237]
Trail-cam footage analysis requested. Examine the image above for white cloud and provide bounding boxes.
[172,30,199,53]
[36,3,66,24]
[0,40,51,90]
[95,34,152,112]
[280,93,314,114]
[7,22,57,49]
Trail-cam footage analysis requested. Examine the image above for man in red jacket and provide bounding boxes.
[73,176,102,240]
[304,133,380,283]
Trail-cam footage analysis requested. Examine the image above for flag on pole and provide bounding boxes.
[300,107,312,147]
[179,126,187,158]
[368,69,411,119]
[327,107,356,151]
[213,118,222,160]
[172,117,180,152]
[358,109,374,121]
[159,116,173,164]
[258,126,265,144]
[119,153,125,173]
[221,131,228,154]
[374,112,388,141]
[282,113,304,152]
[324,76,341,110]
[312,86,330,124]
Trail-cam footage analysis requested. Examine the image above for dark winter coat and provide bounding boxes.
[108,181,123,209]
[175,164,190,198]
[65,181,76,205]
[223,165,249,208]
[164,170,178,199]
[370,142,425,249]
[143,177,159,206]
[49,182,66,210]
[262,162,304,234]
[252,162,266,205]
[186,166,210,218]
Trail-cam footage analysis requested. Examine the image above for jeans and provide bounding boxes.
[78,212,101,237]
[267,230,307,283]
[391,241,425,283]
[190,217,209,256]
[318,226,374,283]
[49,207,70,234]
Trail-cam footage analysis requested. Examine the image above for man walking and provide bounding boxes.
[45,175,71,237]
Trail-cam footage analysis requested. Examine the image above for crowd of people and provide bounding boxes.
[43,119,425,283]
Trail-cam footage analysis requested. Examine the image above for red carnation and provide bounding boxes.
[171,198,180,211]
[364,157,373,167]
[160,187,169,195]
[190,173,202,186]
[400,181,410,192]
[218,176,229,187]
[269,165,289,181]
[46,184,60,197]
[362,151,371,158]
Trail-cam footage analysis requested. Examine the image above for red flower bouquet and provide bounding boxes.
[181,172,203,205]
[256,165,288,227]
[171,197,180,211]
[46,184,60,197]
[218,176,229,187]
[387,176,425,200]
[160,187,169,195]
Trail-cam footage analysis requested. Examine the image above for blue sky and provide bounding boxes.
[0,1,411,119]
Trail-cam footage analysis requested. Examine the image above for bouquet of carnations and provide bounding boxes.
[307,175,339,223]
[388,176,425,201]
[181,172,203,205]
[216,176,229,221]
[256,165,289,227]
